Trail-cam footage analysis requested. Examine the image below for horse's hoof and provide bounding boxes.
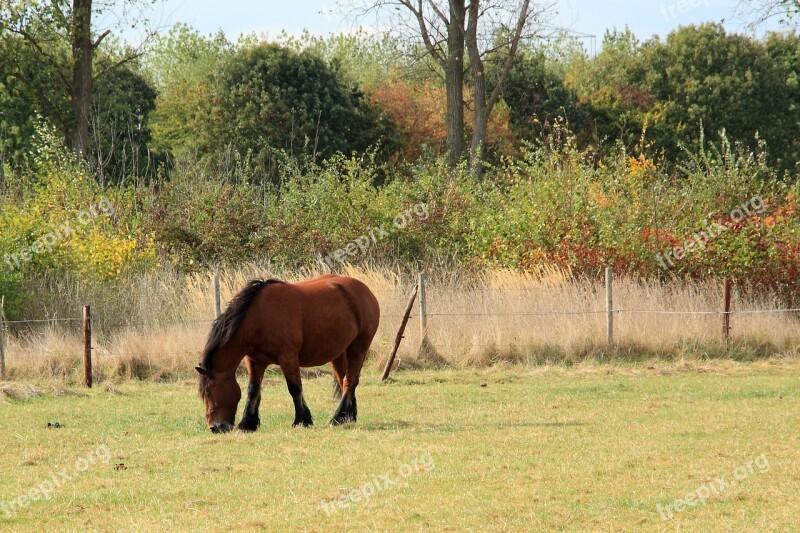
[292,419,313,428]
[237,418,260,432]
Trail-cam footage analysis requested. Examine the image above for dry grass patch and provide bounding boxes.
[3,264,799,382]
[0,382,44,402]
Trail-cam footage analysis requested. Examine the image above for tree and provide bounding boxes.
[495,48,583,141]
[204,43,397,179]
[565,24,800,171]
[645,24,789,164]
[0,0,155,158]
[145,25,232,158]
[385,0,467,168]
[0,31,69,166]
[465,0,557,177]
[90,60,158,184]
[563,28,654,153]
[348,0,555,176]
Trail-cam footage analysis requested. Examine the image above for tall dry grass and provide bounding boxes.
[3,264,799,383]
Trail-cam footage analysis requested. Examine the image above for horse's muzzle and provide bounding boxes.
[210,422,234,433]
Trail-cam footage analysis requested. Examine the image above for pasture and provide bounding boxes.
[1,360,799,531]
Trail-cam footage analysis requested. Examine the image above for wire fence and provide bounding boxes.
[1,270,799,375]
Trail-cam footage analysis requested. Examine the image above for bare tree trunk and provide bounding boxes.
[466,0,487,179]
[445,0,466,167]
[70,0,93,158]
[465,0,531,180]
[390,0,542,171]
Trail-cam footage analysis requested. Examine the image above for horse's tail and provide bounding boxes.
[199,278,281,370]
[331,376,343,399]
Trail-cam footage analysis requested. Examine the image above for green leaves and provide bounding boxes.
[564,23,800,174]
[208,43,394,180]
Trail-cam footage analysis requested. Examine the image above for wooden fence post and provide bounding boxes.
[381,284,419,381]
[606,267,614,346]
[722,279,732,343]
[83,305,92,388]
[213,270,222,319]
[418,271,427,336]
[0,296,7,380]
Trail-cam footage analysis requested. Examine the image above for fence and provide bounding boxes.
[1,268,800,386]
[377,269,800,378]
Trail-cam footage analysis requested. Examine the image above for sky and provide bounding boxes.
[120,0,786,48]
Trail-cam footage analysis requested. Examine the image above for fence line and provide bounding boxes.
[7,307,799,330]
[3,317,84,324]
[3,269,800,386]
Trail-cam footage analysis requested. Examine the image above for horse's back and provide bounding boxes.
[298,275,380,336]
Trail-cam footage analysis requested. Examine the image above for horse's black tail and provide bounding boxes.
[198,278,281,371]
[332,376,343,399]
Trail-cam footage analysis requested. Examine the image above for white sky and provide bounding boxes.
[115,0,788,47]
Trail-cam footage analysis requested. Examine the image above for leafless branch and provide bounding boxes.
[92,29,111,48]
[735,0,800,27]
[486,0,531,115]
[92,50,144,82]
[399,0,447,67]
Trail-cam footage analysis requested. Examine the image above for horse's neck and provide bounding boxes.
[211,346,246,377]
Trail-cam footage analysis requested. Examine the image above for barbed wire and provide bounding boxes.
[3,317,83,325]
[427,310,609,317]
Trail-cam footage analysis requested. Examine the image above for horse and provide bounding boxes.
[196,274,380,433]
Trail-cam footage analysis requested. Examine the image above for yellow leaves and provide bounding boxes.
[590,183,614,208]
[785,190,797,216]
[69,229,155,281]
[2,164,157,281]
[627,154,655,178]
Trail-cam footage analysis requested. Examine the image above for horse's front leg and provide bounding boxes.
[238,356,267,432]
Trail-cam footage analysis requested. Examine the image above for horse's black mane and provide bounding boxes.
[198,278,282,400]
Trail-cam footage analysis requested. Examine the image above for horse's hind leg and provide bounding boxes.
[238,356,267,432]
[330,338,370,425]
[279,355,313,427]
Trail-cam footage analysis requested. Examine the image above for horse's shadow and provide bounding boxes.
[340,420,415,431]
[497,420,587,429]
[345,419,587,432]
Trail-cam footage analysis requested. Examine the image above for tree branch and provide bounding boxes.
[486,0,530,117]
[399,0,447,68]
[92,29,111,49]
[426,0,449,25]
[92,50,144,82]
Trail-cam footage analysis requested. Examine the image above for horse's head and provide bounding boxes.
[196,366,241,433]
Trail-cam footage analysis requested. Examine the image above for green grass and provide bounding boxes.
[1,361,799,531]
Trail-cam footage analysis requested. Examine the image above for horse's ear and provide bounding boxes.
[195,366,209,376]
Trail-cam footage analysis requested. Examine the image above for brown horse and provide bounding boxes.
[196,274,380,432]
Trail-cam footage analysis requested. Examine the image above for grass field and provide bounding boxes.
[1,360,799,531]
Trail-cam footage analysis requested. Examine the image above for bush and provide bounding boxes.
[0,129,157,318]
